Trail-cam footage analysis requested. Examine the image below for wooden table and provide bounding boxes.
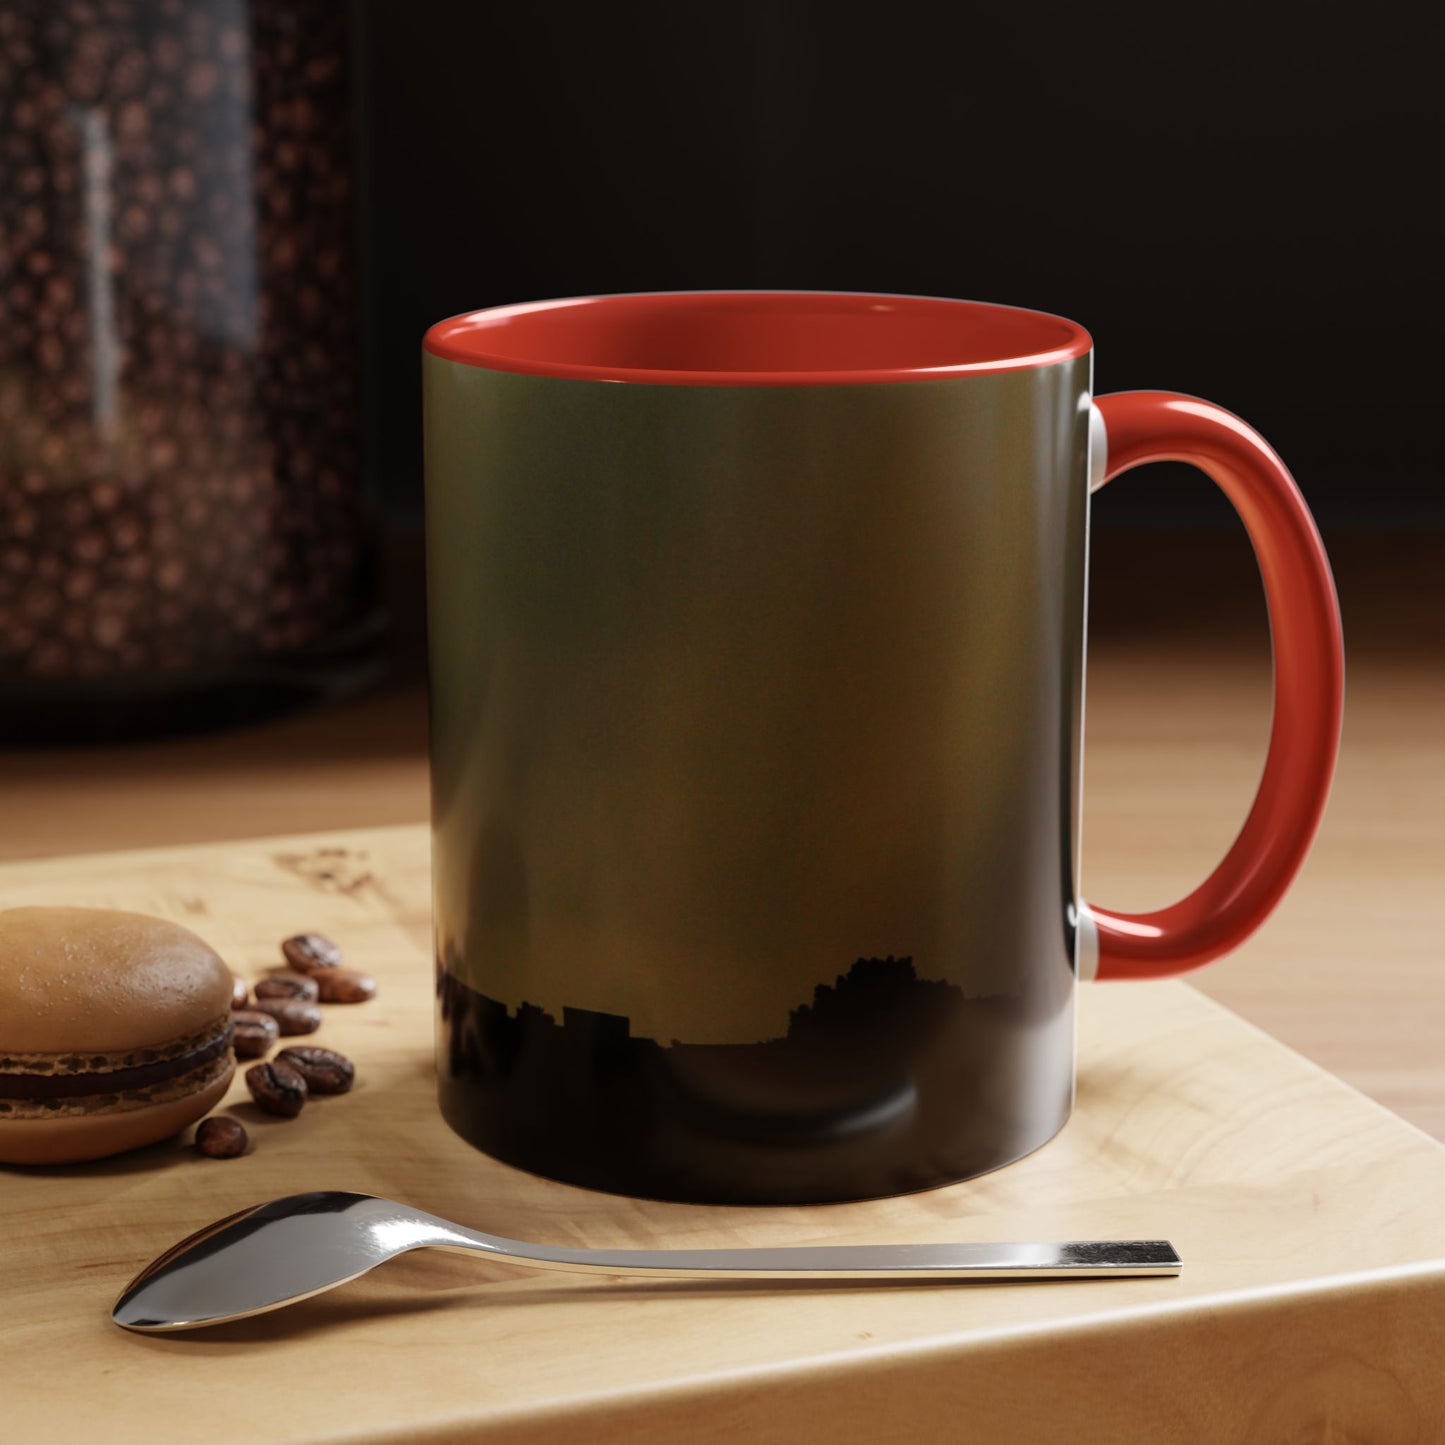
[3,826,1443,1443]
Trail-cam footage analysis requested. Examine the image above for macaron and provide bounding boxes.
[0,907,236,1165]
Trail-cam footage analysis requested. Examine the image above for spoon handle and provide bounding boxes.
[451,1235,1182,1281]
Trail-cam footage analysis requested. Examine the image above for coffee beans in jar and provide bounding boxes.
[0,1,379,742]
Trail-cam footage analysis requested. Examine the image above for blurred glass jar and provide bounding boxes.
[0,0,379,742]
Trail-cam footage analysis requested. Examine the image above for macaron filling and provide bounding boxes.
[0,1015,234,1119]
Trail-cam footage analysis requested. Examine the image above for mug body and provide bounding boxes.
[426,292,1092,1204]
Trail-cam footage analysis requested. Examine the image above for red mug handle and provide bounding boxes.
[1083,392,1344,981]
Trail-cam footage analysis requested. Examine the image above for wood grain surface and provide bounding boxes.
[1,827,1443,1444]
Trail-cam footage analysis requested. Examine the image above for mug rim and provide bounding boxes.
[422,289,1092,386]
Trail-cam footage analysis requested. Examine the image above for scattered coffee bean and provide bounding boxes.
[195,1115,248,1158]
[249,996,322,1035]
[231,1008,280,1058]
[246,1059,308,1117]
[231,974,250,1009]
[281,933,343,974]
[254,971,320,1003]
[315,967,377,1004]
[276,1046,355,1095]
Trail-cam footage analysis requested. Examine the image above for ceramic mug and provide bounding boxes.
[424,291,1343,1205]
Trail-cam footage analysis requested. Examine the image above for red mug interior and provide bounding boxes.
[423,290,1093,385]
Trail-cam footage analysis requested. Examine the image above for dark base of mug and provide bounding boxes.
[435,965,1075,1207]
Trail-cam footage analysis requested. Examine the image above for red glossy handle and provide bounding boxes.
[1088,392,1344,980]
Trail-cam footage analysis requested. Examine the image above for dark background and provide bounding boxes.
[351,1,1440,536]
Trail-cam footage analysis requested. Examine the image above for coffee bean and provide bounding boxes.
[231,1009,280,1059]
[315,967,377,1004]
[254,970,320,1003]
[230,973,249,1010]
[249,996,322,1035]
[246,1059,307,1117]
[195,1115,248,1158]
[276,1046,354,1095]
[281,933,342,974]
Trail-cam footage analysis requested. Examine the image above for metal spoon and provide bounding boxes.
[111,1190,1181,1332]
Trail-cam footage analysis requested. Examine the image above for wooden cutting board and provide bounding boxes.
[2,825,1442,1444]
